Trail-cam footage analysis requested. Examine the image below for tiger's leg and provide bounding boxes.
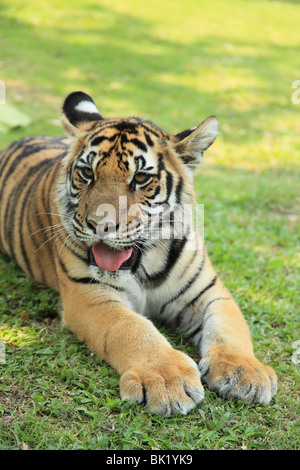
[60,281,204,416]
[182,272,277,405]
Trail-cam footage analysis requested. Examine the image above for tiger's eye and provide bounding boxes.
[134,172,150,184]
[81,168,94,179]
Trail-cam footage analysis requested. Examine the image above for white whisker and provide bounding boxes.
[29,223,63,238]
[34,228,66,253]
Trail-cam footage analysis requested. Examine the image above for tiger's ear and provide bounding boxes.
[61,91,103,137]
[174,116,218,169]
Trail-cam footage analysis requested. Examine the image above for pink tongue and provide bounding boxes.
[92,243,133,271]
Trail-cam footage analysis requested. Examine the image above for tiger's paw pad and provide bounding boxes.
[120,351,204,416]
[199,351,277,405]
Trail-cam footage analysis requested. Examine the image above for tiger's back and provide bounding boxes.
[0,136,69,289]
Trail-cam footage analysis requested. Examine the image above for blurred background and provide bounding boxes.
[0,0,299,170]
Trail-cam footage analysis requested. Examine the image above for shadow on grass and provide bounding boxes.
[0,0,299,143]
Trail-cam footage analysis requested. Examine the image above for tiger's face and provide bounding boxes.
[57,92,218,271]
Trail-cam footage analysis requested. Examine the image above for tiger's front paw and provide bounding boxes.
[120,349,204,416]
[199,348,277,405]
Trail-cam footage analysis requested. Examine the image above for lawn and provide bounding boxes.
[0,0,299,450]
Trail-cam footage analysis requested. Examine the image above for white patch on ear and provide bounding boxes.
[75,100,100,114]
[204,117,218,142]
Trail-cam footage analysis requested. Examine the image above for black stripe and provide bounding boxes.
[165,171,173,201]
[135,154,146,169]
[129,138,147,153]
[175,128,194,141]
[31,160,63,280]
[175,176,183,204]
[85,150,97,165]
[185,297,231,341]
[202,296,231,317]
[0,141,40,201]
[58,255,100,284]
[90,134,118,147]
[65,199,77,213]
[0,140,21,176]
[115,121,139,134]
[73,215,84,229]
[4,158,55,270]
[117,155,129,171]
[139,121,163,139]
[149,154,166,201]
[42,160,63,257]
[140,238,187,287]
[58,254,126,293]
[72,224,87,237]
[159,246,206,315]
[100,282,126,293]
[144,131,154,147]
[28,204,47,284]
[157,153,165,172]
[81,119,163,149]
[18,160,56,277]
[63,242,88,263]
[46,159,61,217]
[71,178,81,192]
[190,275,218,306]
[179,237,202,279]
[185,321,204,342]
[147,172,173,207]
[88,120,121,141]
[67,155,78,184]
[147,184,162,202]
[176,275,218,328]
[0,138,66,202]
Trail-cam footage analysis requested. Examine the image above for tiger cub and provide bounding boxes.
[0,92,277,415]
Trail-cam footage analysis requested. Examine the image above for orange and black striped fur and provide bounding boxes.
[0,92,277,415]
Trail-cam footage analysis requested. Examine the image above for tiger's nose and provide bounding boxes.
[87,219,118,239]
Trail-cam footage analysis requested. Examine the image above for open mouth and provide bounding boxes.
[88,242,140,271]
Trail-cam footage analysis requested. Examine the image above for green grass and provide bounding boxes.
[0,0,299,450]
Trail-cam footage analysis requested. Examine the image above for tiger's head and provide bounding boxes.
[57,91,218,271]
